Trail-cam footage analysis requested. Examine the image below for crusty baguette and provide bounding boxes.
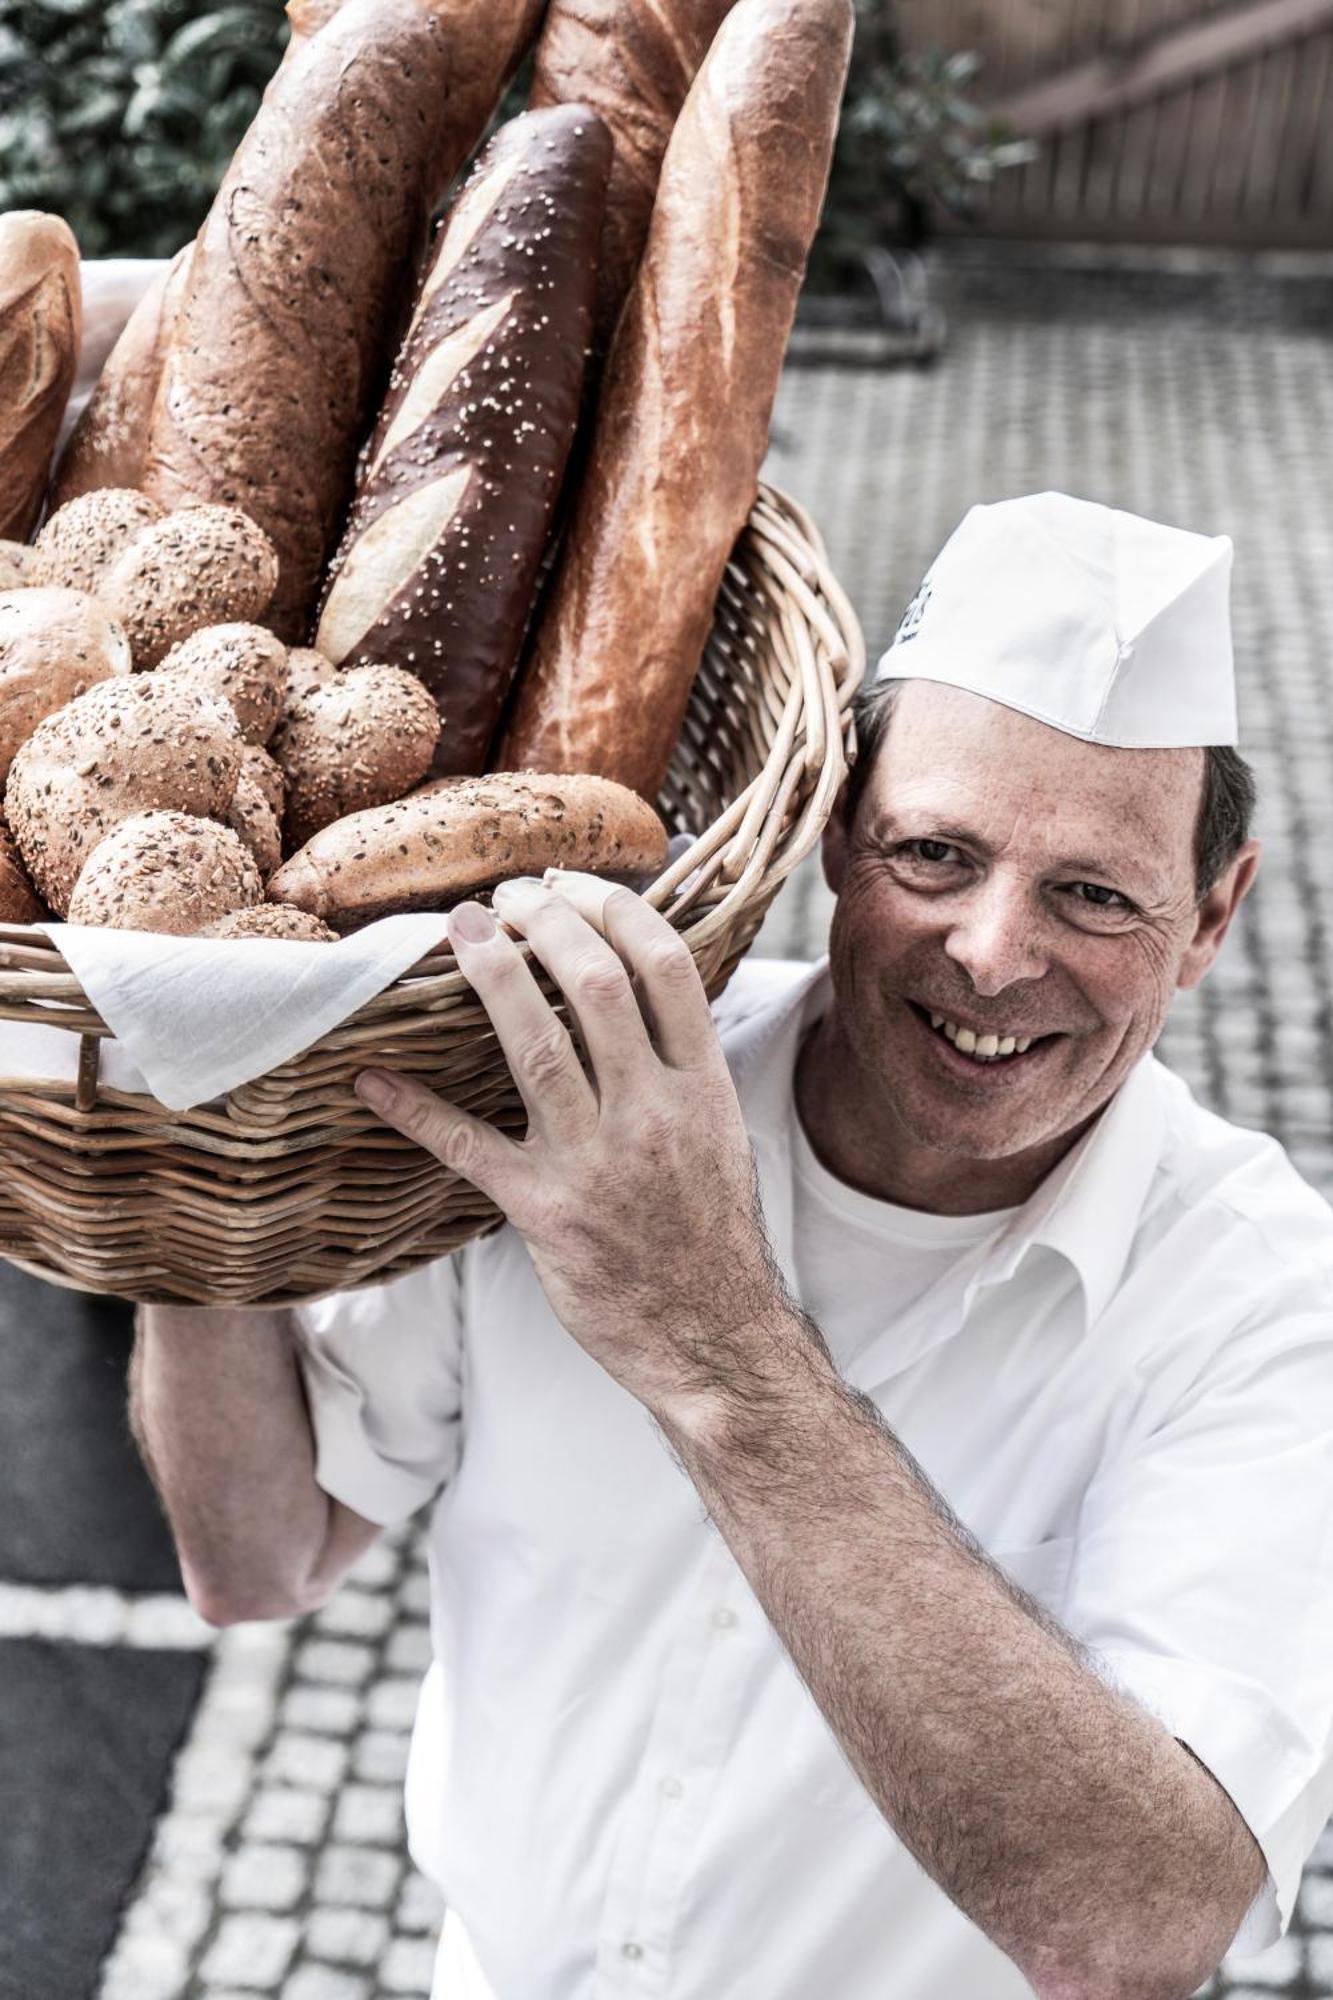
[0,213,81,541]
[267,771,668,932]
[314,107,611,777]
[499,0,852,800]
[529,0,737,353]
[50,247,192,510]
[142,0,543,641]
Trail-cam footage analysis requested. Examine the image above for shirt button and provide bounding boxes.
[661,1775,684,1800]
[622,1941,644,1961]
[713,1607,737,1630]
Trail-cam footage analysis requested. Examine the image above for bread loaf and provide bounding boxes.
[499,0,852,800]
[199,902,336,941]
[30,489,165,594]
[157,622,289,746]
[226,746,285,878]
[0,213,81,541]
[49,248,192,510]
[101,505,279,670]
[67,810,262,934]
[314,107,611,775]
[267,771,668,932]
[142,0,546,640]
[528,0,737,352]
[270,663,441,849]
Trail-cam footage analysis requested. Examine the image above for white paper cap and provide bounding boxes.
[875,492,1237,748]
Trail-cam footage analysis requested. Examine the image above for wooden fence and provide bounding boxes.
[893,0,1333,246]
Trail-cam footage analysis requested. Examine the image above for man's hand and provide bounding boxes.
[354,873,796,1418]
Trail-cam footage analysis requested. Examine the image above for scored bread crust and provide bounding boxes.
[528,0,738,353]
[267,771,668,932]
[141,0,547,641]
[314,106,611,777]
[499,0,853,802]
[50,247,193,510]
[0,212,82,542]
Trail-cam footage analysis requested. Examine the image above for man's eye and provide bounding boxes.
[1069,882,1129,910]
[907,839,959,864]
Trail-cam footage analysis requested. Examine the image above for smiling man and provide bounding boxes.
[134,493,1333,2000]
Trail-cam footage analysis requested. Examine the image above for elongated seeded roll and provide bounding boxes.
[143,0,543,641]
[0,213,81,541]
[499,0,852,801]
[268,771,668,932]
[528,0,737,353]
[315,107,611,776]
[50,247,192,510]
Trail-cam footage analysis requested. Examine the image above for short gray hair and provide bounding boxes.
[842,679,1255,902]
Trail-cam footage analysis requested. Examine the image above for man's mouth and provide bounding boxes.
[908,1001,1058,1068]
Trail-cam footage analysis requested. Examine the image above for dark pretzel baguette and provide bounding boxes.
[314,106,612,777]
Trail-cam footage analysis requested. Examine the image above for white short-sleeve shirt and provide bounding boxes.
[293,957,1333,2000]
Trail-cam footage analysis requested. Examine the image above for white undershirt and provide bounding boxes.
[789,1097,1017,1367]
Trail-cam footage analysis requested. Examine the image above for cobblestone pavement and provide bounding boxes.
[95,250,1333,1999]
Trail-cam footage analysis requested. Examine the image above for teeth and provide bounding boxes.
[932,1014,1039,1063]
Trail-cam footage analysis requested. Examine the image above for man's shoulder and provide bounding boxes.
[709,956,819,1044]
[1145,1056,1333,1292]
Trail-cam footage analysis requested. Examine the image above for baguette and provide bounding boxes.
[267,771,668,932]
[49,247,192,509]
[0,213,81,541]
[314,107,612,776]
[142,0,542,640]
[499,0,852,800]
[528,0,738,352]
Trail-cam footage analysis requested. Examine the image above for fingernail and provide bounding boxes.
[356,1069,399,1110]
[449,901,497,944]
[492,876,544,903]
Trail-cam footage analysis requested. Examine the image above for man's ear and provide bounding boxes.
[1178,839,1261,991]
[822,783,851,894]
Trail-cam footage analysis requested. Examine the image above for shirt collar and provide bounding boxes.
[726,956,1168,1333]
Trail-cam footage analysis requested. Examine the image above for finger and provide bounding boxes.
[490,877,656,1095]
[445,901,596,1140]
[543,870,719,1071]
[354,1068,527,1208]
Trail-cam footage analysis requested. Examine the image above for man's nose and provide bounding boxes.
[942,879,1050,995]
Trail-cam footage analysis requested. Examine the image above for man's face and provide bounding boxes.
[821,681,1257,1167]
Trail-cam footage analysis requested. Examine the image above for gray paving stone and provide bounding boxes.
[331,1783,405,1847]
[380,1935,440,1993]
[198,1913,301,1988]
[312,1844,401,1911]
[280,1968,371,2000]
[281,1686,363,1736]
[395,1873,447,1935]
[304,1907,392,1969]
[351,1730,412,1787]
[219,1844,310,1914]
[242,1787,332,1848]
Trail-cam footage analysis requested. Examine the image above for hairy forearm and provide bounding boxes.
[132,1304,347,1623]
[656,1308,1263,1999]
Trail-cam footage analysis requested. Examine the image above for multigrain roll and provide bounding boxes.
[6,676,243,913]
[30,489,165,595]
[100,506,279,670]
[199,902,337,942]
[0,212,81,541]
[226,745,285,878]
[157,622,289,746]
[267,770,668,932]
[270,663,440,850]
[0,587,132,782]
[67,810,261,934]
[0,806,47,924]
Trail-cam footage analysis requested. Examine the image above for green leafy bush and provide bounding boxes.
[0,0,1025,278]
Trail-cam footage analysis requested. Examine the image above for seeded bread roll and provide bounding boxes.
[267,770,668,932]
[270,663,440,850]
[0,542,29,588]
[226,745,285,878]
[157,622,288,746]
[101,505,279,670]
[49,247,193,510]
[0,212,81,541]
[500,0,852,800]
[30,489,165,595]
[143,0,546,640]
[0,806,47,924]
[314,108,611,776]
[528,0,738,352]
[6,677,243,914]
[0,587,133,782]
[67,810,261,934]
[200,902,336,941]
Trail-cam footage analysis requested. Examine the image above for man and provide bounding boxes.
[133,494,1333,2000]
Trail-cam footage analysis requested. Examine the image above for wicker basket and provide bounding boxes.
[0,485,863,1306]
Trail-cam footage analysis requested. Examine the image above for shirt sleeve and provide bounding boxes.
[1064,1305,1333,1958]
[290,1254,466,1527]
